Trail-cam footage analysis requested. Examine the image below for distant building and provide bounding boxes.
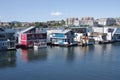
[73,19,80,26]
[66,18,79,26]
[21,22,31,27]
[0,22,10,26]
[115,17,120,26]
[66,17,94,26]
[96,18,116,26]
[79,17,94,26]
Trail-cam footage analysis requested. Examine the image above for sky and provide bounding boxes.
[0,0,120,22]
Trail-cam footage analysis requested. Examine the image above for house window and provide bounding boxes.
[65,39,67,42]
[108,28,114,33]
[2,43,4,46]
[58,39,62,42]
[52,39,56,42]
[53,34,55,37]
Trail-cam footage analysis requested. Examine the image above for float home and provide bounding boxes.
[69,26,95,45]
[0,27,16,50]
[18,26,47,48]
[92,26,120,43]
[49,29,77,46]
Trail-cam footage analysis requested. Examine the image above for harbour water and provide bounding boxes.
[0,43,120,80]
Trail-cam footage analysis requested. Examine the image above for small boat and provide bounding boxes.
[34,42,47,49]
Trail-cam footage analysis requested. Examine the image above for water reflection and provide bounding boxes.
[0,51,16,68]
[65,47,75,62]
[19,48,47,62]
[80,46,89,56]
[0,43,120,80]
[64,46,95,62]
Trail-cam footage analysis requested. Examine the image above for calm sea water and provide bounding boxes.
[0,43,120,80]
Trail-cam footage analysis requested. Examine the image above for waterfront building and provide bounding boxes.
[47,29,56,43]
[49,29,77,46]
[92,26,120,42]
[96,18,116,26]
[69,26,94,45]
[0,27,16,50]
[18,26,47,48]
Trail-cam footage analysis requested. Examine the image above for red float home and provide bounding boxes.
[18,26,47,48]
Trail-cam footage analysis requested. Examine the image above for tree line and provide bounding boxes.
[0,20,66,28]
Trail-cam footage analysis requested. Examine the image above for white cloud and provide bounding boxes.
[51,11,62,16]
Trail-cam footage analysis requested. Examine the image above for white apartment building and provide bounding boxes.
[79,17,94,26]
[96,18,116,26]
[66,18,79,26]
[0,22,10,26]
[115,17,120,26]
[66,17,94,26]
[74,19,79,26]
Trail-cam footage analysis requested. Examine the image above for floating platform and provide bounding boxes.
[47,42,77,47]
[98,41,115,44]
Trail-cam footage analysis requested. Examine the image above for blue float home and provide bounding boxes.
[49,29,77,46]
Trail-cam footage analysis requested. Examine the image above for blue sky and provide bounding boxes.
[0,0,120,22]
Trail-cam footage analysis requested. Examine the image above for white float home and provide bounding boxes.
[69,26,95,45]
[92,26,120,42]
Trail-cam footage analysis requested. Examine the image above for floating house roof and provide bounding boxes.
[0,27,15,33]
[20,26,36,33]
[52,29,71,34]
[5,29,16,33]
[68,25,92,29]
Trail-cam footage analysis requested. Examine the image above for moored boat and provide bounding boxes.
[34,41,47,49]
